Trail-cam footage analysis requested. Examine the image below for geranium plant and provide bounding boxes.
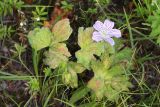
[27,18,134,103]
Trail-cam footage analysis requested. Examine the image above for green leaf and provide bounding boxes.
[28,28,52,51]
[76,27,108,69]
[76,42,106,69]
[62,62,85,88]
[44,43,70,69]
[28,78,40,93]
[113,47,133,66]
[108,65,124,76]
[100,53,112,69]
[43,67,52,77]
[88,74,106,99]
[78,27,94,48]
[147,10,160,45]
[87,49,132,101]
[62,68,78,88]
[52,18,73,43]
[68,62,85,74]
[69,87,90,104]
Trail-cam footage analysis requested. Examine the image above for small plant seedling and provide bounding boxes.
[61,1,73,11]
[0,25,15,40]
[32,7,48,27]
[0,0,24,16]
[28,77,40,93]
[14,43,26,55]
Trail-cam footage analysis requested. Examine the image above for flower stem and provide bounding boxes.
[33,50,38,78]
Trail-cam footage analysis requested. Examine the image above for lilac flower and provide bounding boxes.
[92,19,121,46]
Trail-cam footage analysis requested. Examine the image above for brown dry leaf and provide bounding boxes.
[18,33,27,43]
[23,0,33,4]
[44,4,72,28]
[43,21,51,28]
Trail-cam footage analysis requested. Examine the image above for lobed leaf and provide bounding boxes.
[87,48,133,101]
[28,27,52,51]
[52,18,73,43]
[44,19,73,69]
[78,27,94,48]
[76,27,109,69]
[62,62,85,88]
[62,68,78,88]
[113,47,133,66]
[44,43,70,69]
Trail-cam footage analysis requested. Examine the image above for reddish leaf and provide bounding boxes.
[44,3,73,28]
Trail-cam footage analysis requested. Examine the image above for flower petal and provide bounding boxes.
[103,37,115,46]
[93,21,104,31]
[104,19,114,30]
[92,31,103,42]
[107,29,121,38]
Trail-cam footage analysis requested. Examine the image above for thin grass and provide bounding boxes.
[123,8,134,49]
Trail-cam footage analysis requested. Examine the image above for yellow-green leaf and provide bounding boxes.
[62,62,85,88]
[52,18,73,43]
[76,42,106,69]
[44,43,71,69]
[87,51,132,101]
[62,69,78,88]
[28,27,52,51]
[68,62,85,74]
[78,27,94,48]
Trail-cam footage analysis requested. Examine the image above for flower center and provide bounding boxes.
[100,29,109,38]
